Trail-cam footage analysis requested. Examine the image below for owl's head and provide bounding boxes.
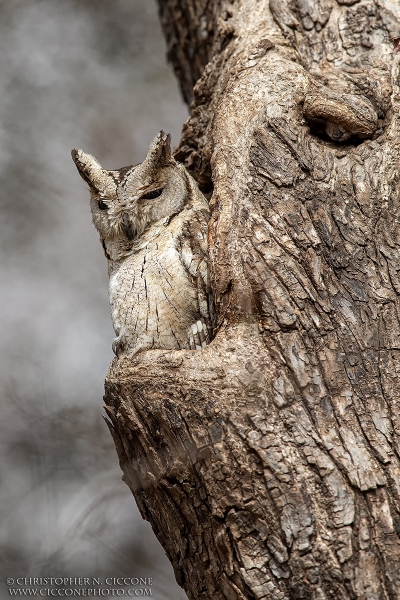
[72,132,189,248]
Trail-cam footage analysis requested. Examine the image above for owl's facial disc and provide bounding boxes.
[73,134,188,254]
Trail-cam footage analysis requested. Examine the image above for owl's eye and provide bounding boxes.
[140,188,164,200]
[98,199,108,210]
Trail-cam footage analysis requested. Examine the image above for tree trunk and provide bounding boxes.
[104,1,400,598]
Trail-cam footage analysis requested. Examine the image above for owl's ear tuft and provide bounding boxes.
[144,131,173,171]
[71,148,103,189]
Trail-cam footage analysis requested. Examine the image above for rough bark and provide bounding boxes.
[104,1,400,598]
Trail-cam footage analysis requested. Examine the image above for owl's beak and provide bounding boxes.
[121,213,135,241]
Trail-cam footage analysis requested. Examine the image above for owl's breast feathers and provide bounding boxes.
[109,206,213,355]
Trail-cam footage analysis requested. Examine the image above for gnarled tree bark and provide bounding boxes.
[104,1,400,598]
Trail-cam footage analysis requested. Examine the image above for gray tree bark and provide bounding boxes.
[104,1,400,598]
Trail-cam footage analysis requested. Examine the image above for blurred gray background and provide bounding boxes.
[0,0,187,597]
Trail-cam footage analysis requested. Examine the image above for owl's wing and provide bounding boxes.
[179,209,214,350]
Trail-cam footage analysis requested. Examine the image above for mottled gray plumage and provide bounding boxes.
[72,132,213,356]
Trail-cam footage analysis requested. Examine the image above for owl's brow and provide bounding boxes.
[118,165,139,183]
[107,165,139,185]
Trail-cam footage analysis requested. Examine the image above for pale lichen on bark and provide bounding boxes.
[104,0,400,598]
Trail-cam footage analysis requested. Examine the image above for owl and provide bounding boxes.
[72,131,214,357]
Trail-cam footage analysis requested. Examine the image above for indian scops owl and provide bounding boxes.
[71,132,214,357]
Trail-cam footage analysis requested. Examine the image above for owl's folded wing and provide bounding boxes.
[178,209,214,349]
